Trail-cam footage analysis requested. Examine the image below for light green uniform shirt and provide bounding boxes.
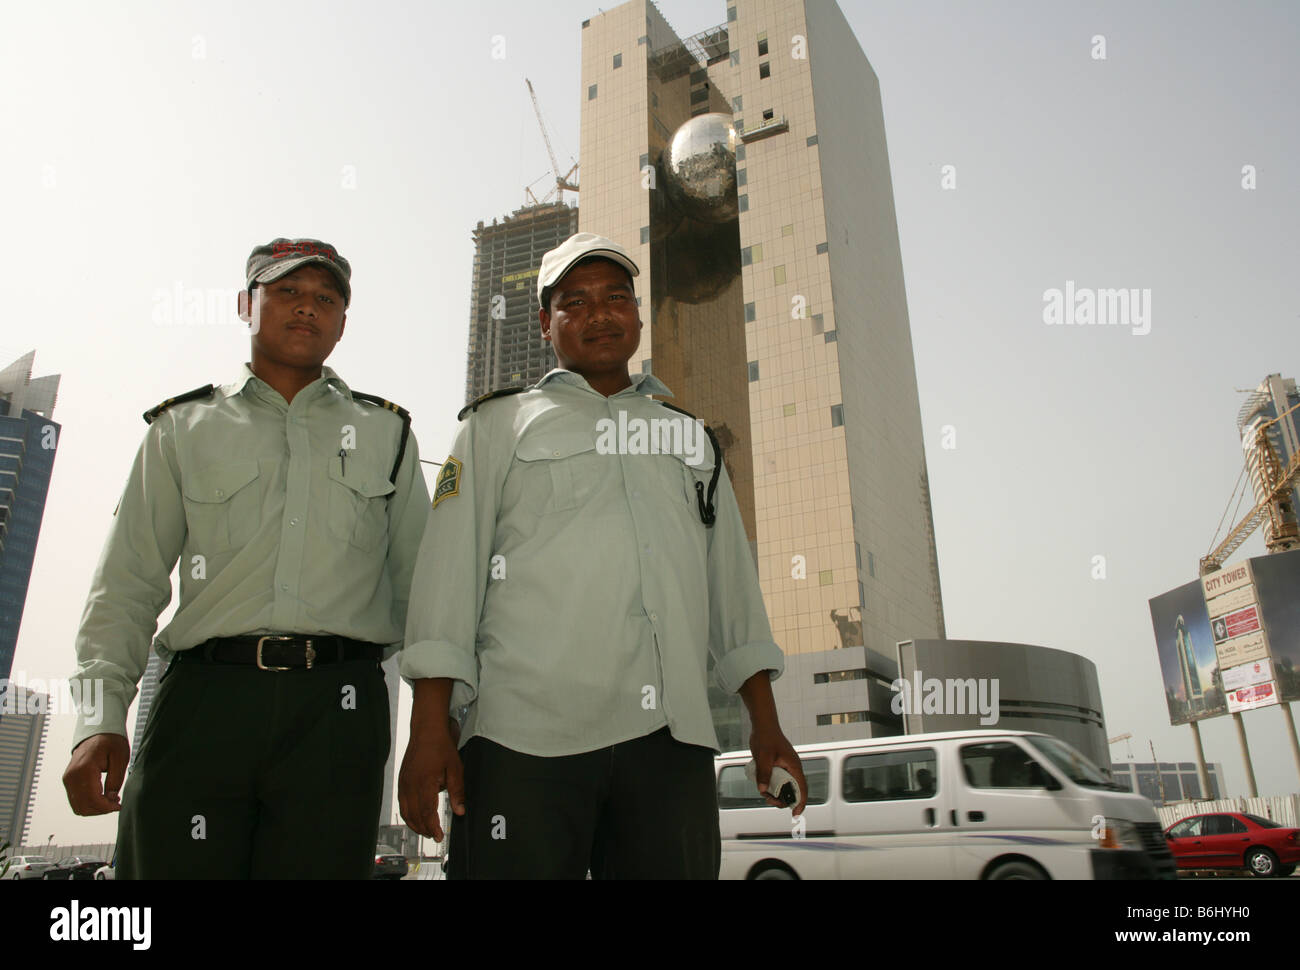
[70,364,431,750]
[401,368,784,756]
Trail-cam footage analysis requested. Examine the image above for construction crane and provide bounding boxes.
[1200,399,1300,575]
[524,79,579,206]
[1108,733,1134,760]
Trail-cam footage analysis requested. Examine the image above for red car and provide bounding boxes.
[1164,812,1300,877]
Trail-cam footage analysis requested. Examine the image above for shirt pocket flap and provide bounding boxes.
[182,460,260,503]
[328,462,396,498]
[515,432,597,462]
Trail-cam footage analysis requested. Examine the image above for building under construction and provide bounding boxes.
[463,202,579,404]
[1236,373,1300,554]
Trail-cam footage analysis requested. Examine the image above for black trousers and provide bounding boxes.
[115,653,389,879]
[446,726,721,880]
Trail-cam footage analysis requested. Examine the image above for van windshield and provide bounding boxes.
[1026,736,1124,790]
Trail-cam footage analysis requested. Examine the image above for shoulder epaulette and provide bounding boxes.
[351,392,412,488]
[142,384,216,425]
[457,385,527,422]
[659,402,722,528]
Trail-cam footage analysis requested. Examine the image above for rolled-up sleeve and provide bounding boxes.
[400,417,496,710]
[69,418,185,750]
[705,463,785,693]
[383,429,431,654]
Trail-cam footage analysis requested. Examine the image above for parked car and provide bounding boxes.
[1164,812,1300,877]
[94,856,116,881]
[42,856,108,881]
[717,729,1176,880]
[7,856,57,880]
[372,845,408,880]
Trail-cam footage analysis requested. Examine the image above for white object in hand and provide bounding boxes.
[744,760,801,808]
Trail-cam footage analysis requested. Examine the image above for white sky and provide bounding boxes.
[3,0,1298,847]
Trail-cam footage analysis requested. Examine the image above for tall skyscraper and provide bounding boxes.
[1237,373,1299,553]
[1173,614,1203,713]
[0,352,61,687]
[464,202,580,404]
[0,683,48,850]
[578,0,944,742]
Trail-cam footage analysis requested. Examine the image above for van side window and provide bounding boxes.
[841,749,937,802]
[960,742,1043,788]
[717,758,830,808]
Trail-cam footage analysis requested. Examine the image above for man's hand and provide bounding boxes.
[63,734,130,815]
[399,711,465,842]
[749,723,808,817]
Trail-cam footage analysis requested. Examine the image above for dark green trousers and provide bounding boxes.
[116,653,389,879]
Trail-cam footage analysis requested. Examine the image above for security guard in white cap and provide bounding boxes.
[398,232,806,879]
[63,238,431,879]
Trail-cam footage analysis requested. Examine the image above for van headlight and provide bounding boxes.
[1097,818,1143,851]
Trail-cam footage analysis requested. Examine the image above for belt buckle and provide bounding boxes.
[256,635,294,672]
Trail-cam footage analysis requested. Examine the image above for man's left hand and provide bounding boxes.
[749,724,808,816]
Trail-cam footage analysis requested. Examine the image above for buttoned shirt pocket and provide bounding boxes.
[662,445,716,520]
[513,431,601,514]
[328,461,395,552]
[181,460,262,554]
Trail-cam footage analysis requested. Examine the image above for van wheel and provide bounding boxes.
[987,860,1047,880]
[751,863,797,880]
[1246,848,1278,877]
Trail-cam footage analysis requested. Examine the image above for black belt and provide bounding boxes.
[179,635,384,671]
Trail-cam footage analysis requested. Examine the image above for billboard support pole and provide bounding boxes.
[1282,703,1300,785]
[1189,721,1211,798]
[1232,712,1258,796]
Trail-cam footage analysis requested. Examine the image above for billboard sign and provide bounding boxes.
[1149,579,1224,725]
[1226,680,1280,713]
[1221,658,1273,692]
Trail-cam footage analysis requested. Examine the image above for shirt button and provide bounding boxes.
[650,612,658,622]
[553,450,560,457]
[280,584,289,591]
[290,518,299,526]
[215,489,224,498]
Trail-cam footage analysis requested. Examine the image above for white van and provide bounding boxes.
[716,729,1175,879]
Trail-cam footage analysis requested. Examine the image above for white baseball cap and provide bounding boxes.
[537,232,639,302]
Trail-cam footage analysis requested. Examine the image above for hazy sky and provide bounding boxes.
[4,0,1298,847]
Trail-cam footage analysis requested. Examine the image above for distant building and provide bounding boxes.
[465,202,579,403]
[0,683,48,850]
[1173,615,1205,714]
[1110,761,1224,806]
[0,352,61,686]
[1237,373,1299,553]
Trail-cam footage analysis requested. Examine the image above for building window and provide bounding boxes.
[732,95,743,111]
[736,169,747,187]
[807,134,818,146]
[825,330,838,342]
[811,312,824,334]
[819,569,833,586]
[738,194,748,212]
[855,542,862,569]
[758,37,769,56]
[588,84,598,100]
[639,153,649,170]
[773,265,786,285]
[638,34,647,45]
[690,68,707,84]
[640,226,650,244]
[782,223,794,236]
[730,50,740,66]
[613,52,622,68]
[734,117,743,131]
[736,144,745,162]
[748,361,759,382]
[783,403,796,417]
[727,5,737,22]
[858,581,866,609]
[816,241,829,254]
[831,404,844,427]
[690,87,710,105]
[642,359,653,374]
[741,246,752,266]
[759,61,770,79]
[752,242,763,262]
[582,19,590,27]
[744,302,756,322]
[814,669,867,684]
[868,551,875,577]
[762,109,774,121]
[817,711,873,726]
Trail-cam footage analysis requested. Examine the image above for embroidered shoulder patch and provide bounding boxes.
[433,456,462,509]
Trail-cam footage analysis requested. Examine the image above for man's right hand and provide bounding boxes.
[398,716,465,842]
[63,734,130,815]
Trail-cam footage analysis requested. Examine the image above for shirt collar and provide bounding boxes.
[535,368,674,398]
[222,363,350,400]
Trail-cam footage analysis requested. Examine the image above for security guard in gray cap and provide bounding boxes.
[62,237,431,879]
[398,232,806,879]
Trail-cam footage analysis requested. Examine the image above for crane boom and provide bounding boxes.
[1200,399,1300,575]
[526,79,579,204]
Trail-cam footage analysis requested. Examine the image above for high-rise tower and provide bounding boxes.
[578,0,944,741]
